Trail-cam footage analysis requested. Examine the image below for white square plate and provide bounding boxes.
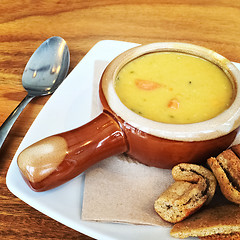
[6,40,240,240]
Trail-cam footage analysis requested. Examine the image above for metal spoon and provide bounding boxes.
[0,36,70,149]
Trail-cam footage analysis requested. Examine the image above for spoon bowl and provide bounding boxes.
[22,36,70,96]
[0,36,70,149]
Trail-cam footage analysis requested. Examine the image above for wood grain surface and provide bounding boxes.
[0,0,240,239]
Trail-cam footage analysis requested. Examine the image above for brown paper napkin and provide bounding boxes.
[82,155,173,226]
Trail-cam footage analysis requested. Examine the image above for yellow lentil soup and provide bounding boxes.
[114,52,233,124]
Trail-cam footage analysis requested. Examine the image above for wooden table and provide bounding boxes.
[1,1,240,239]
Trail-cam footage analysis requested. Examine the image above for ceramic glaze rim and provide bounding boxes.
[102,42,240,141]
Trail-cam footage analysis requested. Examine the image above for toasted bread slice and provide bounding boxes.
[172,163,217,204]
[207,149,240,204]
[170,204,240,239]
[154,163,216,223]
[199,231,240,240]
[154,180,207,223]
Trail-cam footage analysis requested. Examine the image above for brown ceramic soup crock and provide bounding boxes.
[17,42,240,191]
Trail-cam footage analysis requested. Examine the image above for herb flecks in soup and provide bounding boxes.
[114,52,233,124]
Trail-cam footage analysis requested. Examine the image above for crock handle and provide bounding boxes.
[17,112,127,191]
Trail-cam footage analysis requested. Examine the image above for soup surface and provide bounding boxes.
[114,52,233,124]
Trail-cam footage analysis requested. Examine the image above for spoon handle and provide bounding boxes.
[0,94,34,149]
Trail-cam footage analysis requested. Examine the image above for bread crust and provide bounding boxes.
[154,163,216,223]
[154,180,207,223]
[199,232,240,240]
[170,204,240,239]
[172,163,217,204]
[207,149,240,204]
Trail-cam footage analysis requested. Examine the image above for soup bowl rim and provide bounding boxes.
[101,42,240,141]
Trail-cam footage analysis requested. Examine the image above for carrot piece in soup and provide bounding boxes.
[168,98,180,109]
[135,79,161,90]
